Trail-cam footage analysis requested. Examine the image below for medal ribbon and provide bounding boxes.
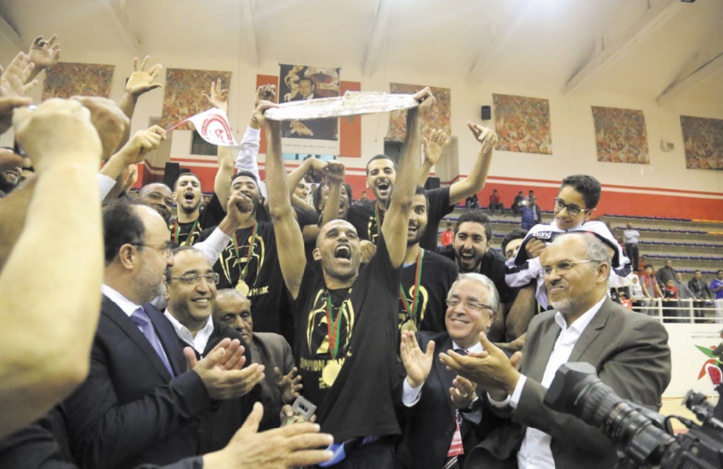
[232,223,258,284]
[373,204,384,238]
[399,249,424,324]
[325,293,345,359]
[173,219,199,246]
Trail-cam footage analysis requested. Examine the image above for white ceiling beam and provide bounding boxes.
[101,0,142,56]
[563,0,683,96]
[0,14,25,51]
[362,0,391,77]
[241,0,259,67]
[657,50,723,105]
[467,9,529,83]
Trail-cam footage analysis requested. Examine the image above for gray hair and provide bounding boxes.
[552,232,611,278]
[449,272,500,315]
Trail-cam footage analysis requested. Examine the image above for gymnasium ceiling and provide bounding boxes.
[0,0,721,108]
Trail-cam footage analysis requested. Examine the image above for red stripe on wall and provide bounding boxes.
[339,81,362,158]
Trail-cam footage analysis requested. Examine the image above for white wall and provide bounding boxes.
[2,47,721,194]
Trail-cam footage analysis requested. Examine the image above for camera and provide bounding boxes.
[544,362,723,468]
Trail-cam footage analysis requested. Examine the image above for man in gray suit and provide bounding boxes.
[441,232,671,468]
[214,289,299,429]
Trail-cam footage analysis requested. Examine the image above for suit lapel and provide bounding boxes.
[432,335,458,419]
[524,314,560,382]
[146,303,186,377]
[101,296,172,381]
[568,298,612,363]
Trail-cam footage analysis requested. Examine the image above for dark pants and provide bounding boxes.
[625,243,639,271]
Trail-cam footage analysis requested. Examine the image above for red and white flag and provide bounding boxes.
[169,108,238,147]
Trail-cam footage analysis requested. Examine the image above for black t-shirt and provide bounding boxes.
[347,188,453,251]
[170,194,225,246]
[293,234,401,441]
[198,221,287,337]
[440,246,513,305]
[399,249,458,333]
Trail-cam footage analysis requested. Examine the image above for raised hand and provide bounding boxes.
[467,121,498,155]
[203,78,228,113]
[254,84,277,107]
[250,100,279,129]
[422,128,450,167]
[186,341,265,400]
[115,125,166,164]
[323,161,345,185]
[125,56,163,97]
[275,367,303,404]
[0,53,37,98]
[400,330,435,388]
[0,97,31,136]
[13,98,101,173]
[28,35,61,73]
[71,96,130,161]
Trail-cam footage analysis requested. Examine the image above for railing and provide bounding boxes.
[630,297,723,324]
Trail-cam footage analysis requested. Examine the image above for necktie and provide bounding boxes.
[131,308,174,377]
[445,348,468,469]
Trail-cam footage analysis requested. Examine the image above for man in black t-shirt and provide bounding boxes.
[262,88,433,465]
[170,172,227,246]
[399,187,458,333]
[347,122,498,251]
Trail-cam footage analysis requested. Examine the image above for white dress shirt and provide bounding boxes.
[513,296,606,468]
[164,310,215,356]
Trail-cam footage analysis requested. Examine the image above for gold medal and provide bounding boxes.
[235,279,250,296]
[322,360,342,387]
[401,320,417,333]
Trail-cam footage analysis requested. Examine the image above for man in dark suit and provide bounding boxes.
[163,246,264,453]
[60,200,265,469]
[397,272,507,469]
[441,232,671,469]
[213,288,299,429]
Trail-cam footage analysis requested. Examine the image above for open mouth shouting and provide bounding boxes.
[334,244,352,262]
[376,179,391,198]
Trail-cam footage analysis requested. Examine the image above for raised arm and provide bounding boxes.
[26,34,61,83]
[0,98,103,439]
[448,122,497,205]
[382,88,433,267]
[201,79,235,208]
[320,162,345,227]
[100,126,166,182]
[258,102,306,299]
[418,128,450,186]
[235,85,276,196]
[118,56,163,120]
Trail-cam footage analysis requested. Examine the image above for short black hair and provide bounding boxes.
[501,229,527,254]
[312,182,353,214]
[365,154,397,175]
[230,170,259,188]
[559,175,601,209]
[103,200,145,264]
[644,264,654,270]
[165,246,200,282]
[413,186,429,212]
[454,210,492,243]
[298,77,315,87]
[174,172,201,191]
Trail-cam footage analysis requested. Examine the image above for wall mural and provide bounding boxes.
[680,115,723,171]
[592,106,649,164]
[161,68,232,131]
[387,83,451,143]
[42,62,114,100]
[493,94,552,155]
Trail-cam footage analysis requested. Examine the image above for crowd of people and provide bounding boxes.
[0,35,682,469]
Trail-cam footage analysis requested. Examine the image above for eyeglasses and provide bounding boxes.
[553,198,589,217]
[171,272,220,285]
[132,242,174,258]
[445,298,494,312]
[541,260,601,277]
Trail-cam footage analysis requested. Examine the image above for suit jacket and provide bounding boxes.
[396,332,504,469]
[468,297,671,469]
[60,296,214,469]
[250,332,295,429]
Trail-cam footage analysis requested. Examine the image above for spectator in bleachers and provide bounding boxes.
[440,221,454,248]
[520,196,540,230]
[674,272,696,322]
[663,279,681,322]
[711,270,723,319]
[623,223,640,272]
[488,189,503,214]
[511,191,524,215]
[627,273,647,312]
[689,270,714,319]
[465,193,479,209]
[656,259,677,287]
[639,264,663,314]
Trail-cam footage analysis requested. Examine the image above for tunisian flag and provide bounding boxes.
[169,108,238,147]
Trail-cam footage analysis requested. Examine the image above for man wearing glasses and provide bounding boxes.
[163,246,264,453]
[505,174,630,310]
[396,273,507,469]
[61,200,264,468]
[441,233,670,468]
